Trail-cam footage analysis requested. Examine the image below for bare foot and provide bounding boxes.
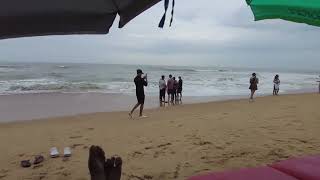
[129,113,133,119]
[108,156,122,180]
[88,146,106,180]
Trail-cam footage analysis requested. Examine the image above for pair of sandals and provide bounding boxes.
[21,155,45,168]
[50,147,71,158]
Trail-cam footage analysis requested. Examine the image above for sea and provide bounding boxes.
[0,63,318,97]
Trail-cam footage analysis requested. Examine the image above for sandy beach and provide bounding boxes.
[0,93,320,180]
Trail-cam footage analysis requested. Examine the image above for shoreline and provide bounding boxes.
[0,87,317,123]
[0,93,319,180]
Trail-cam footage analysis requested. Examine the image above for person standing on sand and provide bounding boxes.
[249,73,259,101]
[177,76,183,101]
[273,74,280,96]
[129,69,148,118]
[173,77,178,101]
[167,74,174,103]
[159,75,166,104]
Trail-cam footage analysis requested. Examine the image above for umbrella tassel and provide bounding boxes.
[159,0,170,28]
[169,0,175,27]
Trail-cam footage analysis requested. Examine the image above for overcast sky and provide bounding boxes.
[0,0,319,70]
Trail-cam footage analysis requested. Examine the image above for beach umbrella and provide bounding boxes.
[0,0,162,39]
[246,0,320,27]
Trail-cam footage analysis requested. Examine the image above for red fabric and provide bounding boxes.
[270,155,320,180]
[188,166,298,180]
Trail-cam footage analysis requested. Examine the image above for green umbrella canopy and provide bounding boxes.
[247,0,320,27]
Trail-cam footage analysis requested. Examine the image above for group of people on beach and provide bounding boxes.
[129,69,284,117]
[249,73,281,101]
[129,69,183,119]
[159,74,183,105]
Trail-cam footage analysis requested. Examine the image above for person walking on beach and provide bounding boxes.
[159,75,166,105]
[173,77,178,101]
[167,74,174,103]
[129,69,148,118]
[273,74,280,96]
[249,73,259,101]
[177,76,183,101]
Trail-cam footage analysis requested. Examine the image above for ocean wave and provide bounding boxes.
[8,83,102,92]
[111,77,130,82]
[194,69,229,72]
[56,65,70,69]
[217,77,234,82]
[48,72,64,78]
[0,65,19,68]
[159,67,197,72]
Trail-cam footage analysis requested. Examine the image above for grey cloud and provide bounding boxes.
[0,0,319,70]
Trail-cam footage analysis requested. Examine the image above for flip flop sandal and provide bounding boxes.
[33,155,44,165]
[21,160,31,168]
[63,147,71,157]
[50,147,59,158]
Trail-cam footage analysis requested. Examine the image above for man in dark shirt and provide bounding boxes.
[129,69,148,118]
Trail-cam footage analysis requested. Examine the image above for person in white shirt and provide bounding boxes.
[273,74,280,96]
[159,75,166,104]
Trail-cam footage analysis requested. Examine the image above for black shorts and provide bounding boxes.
[177,88,182,93]
[136,94,145,104]
[160,89,166,99]
[167,89,174,95]
[249,84,258,91]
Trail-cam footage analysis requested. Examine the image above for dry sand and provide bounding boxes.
[0,93,320,180]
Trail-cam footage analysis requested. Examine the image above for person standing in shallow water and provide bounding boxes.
[167,74,174,103]
[159,75,166,105]
[249,73,259,101]
[177,76,183,101]
[173,77,178,101]
[129,69,148,118]
[273,74,280,96]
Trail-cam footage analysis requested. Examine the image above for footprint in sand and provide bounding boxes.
[71,143,84,149]
[183,162,191,168]
[0,169,9,179]
[130,151,144,158]
[153,151,161,158]
[56,166,65,170]
[143,175,153,179]
[174,164,181,178]
[144,146,153,150]
[33,164,44,169]
[193,140,212,146]
[177,124,183,128]
[69,135,83,139]
[55,169,71,177]
[128,174,153,180]
[267,148,289,159]
[157,143,172,148]
[225,141,233,146]
[289,138,309,144]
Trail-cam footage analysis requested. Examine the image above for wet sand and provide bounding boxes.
[0,93,320,180]
[0,92,246,122]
